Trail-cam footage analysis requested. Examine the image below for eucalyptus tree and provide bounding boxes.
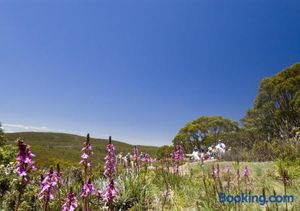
[243,63,300,140]
[173,116,239,152]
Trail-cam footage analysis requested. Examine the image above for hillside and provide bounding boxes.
[6,132,158,168]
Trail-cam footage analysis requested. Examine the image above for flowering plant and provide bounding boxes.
[102,179,117,203]
[133,146,140,171]
[80,178,95,198]
[80,134,93,171]
[15,139,36,211]
[62,188,78,211]
[104,137,116,179]
[243,166,249,178]
[102,136,117,207]
[16,139,36,180]
[80,134,94,211]
[172,144,183,174]
[38,167,61,210]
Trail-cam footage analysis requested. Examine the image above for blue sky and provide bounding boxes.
[0,0,299,146]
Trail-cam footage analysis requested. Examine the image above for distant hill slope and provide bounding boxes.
[6,132,158,168]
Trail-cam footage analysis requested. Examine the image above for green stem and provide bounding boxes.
[284,185,288,211]
[14,191,23,211]
[14,177,25,211]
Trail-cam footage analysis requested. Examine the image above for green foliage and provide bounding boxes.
[223,138,300,165]
[0,145,17,165]
[0,123,7,147]
[113,170,158,210]
[173,63,300,164]
[218,128,258,149]
[156,145,173,159]
[173,116,238,152]
[243,63,300,140]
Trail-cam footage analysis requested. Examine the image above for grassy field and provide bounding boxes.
[3,133,300,210]
[132,161,300,210]
[6,132,158,168]
[1,135,300,211]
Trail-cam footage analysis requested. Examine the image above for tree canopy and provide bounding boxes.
[243,63,300,140]
[0,122,6,146]
[156,145,173,159]
[173,116,238,152]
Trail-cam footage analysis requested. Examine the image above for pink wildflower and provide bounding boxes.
[80,178,95,198]
[80,134,93,169]
[16,139,36,180]
[39,167,61,201]
[141,153,151,163]
[172,144,184,174]
[102,136,117,203]
[102,179,117,203]
[133,146,140,169]
[224,166,232,174]
[62,188,77,211]
[212,164,220,178]
[243,166,249,177]
[104,136,116,178]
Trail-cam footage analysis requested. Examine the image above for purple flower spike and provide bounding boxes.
[141,153,151,163]
[102,136,118,204]
[243,166,250,177]
[80,178,95,198]
[133,146,140,169]
[102,179,117,203]
[80,134,93,169]
[16,139,36,180]
[172,144,184,174]
[224,166,232,174]
[62,188,77,211]
[39,167,61,201]
[104,136,116,178]
[212,165,220,178]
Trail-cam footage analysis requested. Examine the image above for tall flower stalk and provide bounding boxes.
[243,165,249,178]
[56,164,62,209]
[80,134,93,180]
[243,166,250,192]
[102,179,117,205]
[80,134,93,211]
[62,187,78,211]
[103,136,117,210]
[211,163,223,192]
[172,144,183,174]
[38,167,61,211]
[279,166,290,211]
[237,168,240,190]
[80,178,95,202]
[212,164,220,179]
[133,145,140,172]
[15,139,36,211]
[223,166,232,190]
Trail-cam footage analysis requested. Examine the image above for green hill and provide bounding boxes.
[6,132,158,168]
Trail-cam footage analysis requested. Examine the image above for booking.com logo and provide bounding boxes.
[219,192,294,205]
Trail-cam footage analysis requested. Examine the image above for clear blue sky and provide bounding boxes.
[0,0,299,146]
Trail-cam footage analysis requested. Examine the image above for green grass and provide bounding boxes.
[180,161,300,210]
[6,132,158,168]
[110,161,300,210]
